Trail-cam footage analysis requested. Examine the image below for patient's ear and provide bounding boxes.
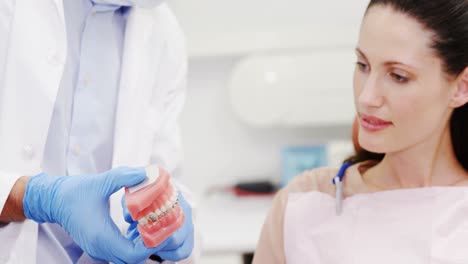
[450,67,468,108]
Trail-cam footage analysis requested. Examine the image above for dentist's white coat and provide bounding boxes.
[0,1,191,263]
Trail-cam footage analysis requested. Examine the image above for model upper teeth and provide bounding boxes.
[138,191,179,226]
[148,213,157,221]
[139,217,148,226]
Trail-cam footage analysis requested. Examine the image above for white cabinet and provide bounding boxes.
[228,49,356,127]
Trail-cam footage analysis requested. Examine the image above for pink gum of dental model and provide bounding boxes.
[125,166,185,248]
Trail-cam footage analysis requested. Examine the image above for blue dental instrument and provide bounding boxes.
[332,162,353,215]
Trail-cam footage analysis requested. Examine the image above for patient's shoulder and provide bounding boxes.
[285,167,339,196]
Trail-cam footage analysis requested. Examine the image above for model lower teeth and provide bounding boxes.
[125,165,187,248]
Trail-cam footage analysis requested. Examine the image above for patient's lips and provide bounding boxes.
[359,113,392,132]
[125,166,185,248]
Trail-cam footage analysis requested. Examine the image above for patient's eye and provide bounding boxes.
[389,69,410,84]
[356,61,369,73]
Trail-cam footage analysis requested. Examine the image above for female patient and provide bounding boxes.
[253,0,468,263]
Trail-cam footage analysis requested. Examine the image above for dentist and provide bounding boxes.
[0,0,194,263]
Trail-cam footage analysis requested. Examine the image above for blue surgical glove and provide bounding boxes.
[23,167,154,264]
[122,192,194,262]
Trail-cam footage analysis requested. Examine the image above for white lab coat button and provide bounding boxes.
[81,77,91,87]
[22,145,35,160]
[47,53,62,66]
[72,144,81,156]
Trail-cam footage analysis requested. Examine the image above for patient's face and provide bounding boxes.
[353,5,456,154]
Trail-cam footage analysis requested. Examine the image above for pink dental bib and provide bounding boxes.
[284,187,468,263]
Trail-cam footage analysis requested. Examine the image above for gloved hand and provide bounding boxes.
[23,167,154,264]
[122,192,194,262]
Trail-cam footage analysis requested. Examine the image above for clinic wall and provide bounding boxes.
[169,0,370,57]
[172,1,369,198]
[179,57,352,198]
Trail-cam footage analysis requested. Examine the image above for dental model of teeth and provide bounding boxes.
[125,165,185,248]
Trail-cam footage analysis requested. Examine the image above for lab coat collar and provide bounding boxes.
[52,0,65,29]
[112,6,167,167]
